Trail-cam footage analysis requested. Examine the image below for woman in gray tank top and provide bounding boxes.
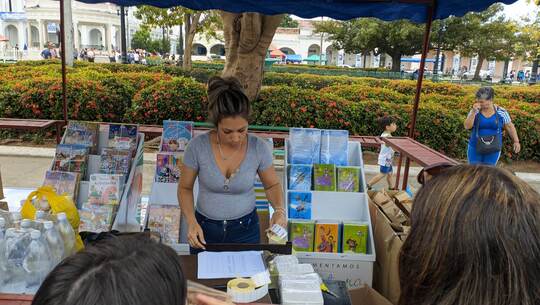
[178,76,286,252]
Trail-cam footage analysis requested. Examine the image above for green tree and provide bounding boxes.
[279,15,299,28]
[516,12,540,83]
[131,28,153,51]
[315,18,424,71]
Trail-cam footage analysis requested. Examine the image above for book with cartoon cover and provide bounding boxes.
[155,153,182,183]
[146,204,182,244]
[160,120,193,152]
[78,202,115,232]
[320,129,349,165]
[288,191,312,219]
[337,166,361,192]
[63,121,99,154]
[342,222,368,254]
[88,174,123,205]
[313,164,336,191]
[99,148,131,179]
[108,124,138,152]
[43,170,80,201]
[315,221,340,253]
[288,165,312,191]
[289,219,315,252]
[53,144,89,179]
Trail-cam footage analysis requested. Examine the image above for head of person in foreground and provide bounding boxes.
[399,165,540,305]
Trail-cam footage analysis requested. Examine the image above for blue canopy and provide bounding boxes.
[77,0,518,22]
[285,54,303,63]
[401,58,436,63]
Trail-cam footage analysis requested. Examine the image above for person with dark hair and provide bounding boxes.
[399,165,540,305]
[179,76,286,253]
[32,234,187,305]
[367,116,397,190]
[464,86,520,165]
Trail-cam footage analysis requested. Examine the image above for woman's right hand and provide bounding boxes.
[472,103,481,112]
[187,221,206,249]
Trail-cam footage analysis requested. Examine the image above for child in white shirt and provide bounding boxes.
[368,116,397,190]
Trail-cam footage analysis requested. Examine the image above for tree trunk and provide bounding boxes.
[530,58,539,84]
[183,12,201,70]
[502,59,509,79]
[473,56,484,81]
[221,12,283,101]
[391,55,401,72]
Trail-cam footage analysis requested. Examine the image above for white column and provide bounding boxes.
[105,23,112,51]
[73,21,79,50]
[80,25,89,48]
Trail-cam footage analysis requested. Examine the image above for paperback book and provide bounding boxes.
[337,166,361,192]
[342,222,369,254]
[78,202,115,233]
[108,124,138,152]
[155,153,182,183]
[88,174,123,205]
[43,170,80,201]
[289,128,321,165]
[288,191,312,220]
[63,121,99,154]
[99,148,132,179]
[315,221,340,253]
[289,219,315,252]
[320,129,349,166]
[313,164,336,191]
[288,165,312,191]
[146,204,182,244]
[52,144,89,179]
[160,120,193,152]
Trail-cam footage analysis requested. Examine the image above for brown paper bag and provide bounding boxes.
[349,284,393,305]
[258,210,270,244]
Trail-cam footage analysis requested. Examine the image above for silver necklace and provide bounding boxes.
[216,132,243,161]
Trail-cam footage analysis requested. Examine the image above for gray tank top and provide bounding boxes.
[183,132,273,220]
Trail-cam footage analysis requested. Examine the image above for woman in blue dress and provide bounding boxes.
[464,87,521,165]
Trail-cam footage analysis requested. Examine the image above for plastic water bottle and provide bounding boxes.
[43,221,64,266]
[23,230,51,291]
[10,212,22,229]
[56,213,76,258]
[20,219,33,234]
[0,218,6,279]
[3,228,28,293]
[0,217,5,239]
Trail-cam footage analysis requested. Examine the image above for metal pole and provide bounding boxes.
[60,0,68,124]
[120,6,127,63]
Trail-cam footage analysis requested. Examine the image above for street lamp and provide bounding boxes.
[117,6,129,63]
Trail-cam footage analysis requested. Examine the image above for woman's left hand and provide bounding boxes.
[269,210,287,229]
[513,142,521,154]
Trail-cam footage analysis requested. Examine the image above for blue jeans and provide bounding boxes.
[467,145,501,166]
[190,208,260,254]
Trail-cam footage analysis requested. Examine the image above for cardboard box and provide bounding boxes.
[0,201,7,211]
[370,191,392,206]
[349,284,393,305]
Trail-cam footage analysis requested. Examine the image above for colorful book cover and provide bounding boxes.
[342,222,369,254]
[78,202,115,232]
[313,164,336,191]
[155,153,182,183]
[88,174,123,205]
[53,144,89,178]
[289,219,315,252]
[289,128,321,165]
[63,121,99,154]
[288,192,312,220]
[288,165,312,191]
[315,221,340,253]
[337,166,360,192]
[43,170,80,201]
[160,120,193,152]
[320,129,349,166]
[99,148,131,178]
[147,204,181,244]
[108,124,138,152]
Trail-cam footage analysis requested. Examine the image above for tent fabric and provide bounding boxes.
[270,49,286,58]
[76,0,518,22]
[401,58,436,63]
[285,54,302,62]
[304,54,327,62]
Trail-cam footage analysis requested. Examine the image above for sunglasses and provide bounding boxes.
[417,163,456,185]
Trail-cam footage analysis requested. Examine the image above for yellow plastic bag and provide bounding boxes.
[21,185,84,251]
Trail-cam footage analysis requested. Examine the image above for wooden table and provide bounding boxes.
[0,118,64,144]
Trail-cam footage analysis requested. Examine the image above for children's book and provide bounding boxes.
[155,153,182,183]
[146,204,182,244]
[337,166,361,192]
[288,165,312,191]
[289,219,315,252]
[78,202,115,233]
[315,221,340,253]
[43,171,80,201]
[288,192,312,220]
[108,124,138,152]
[52,144,89,179]
[313,164,336,191]
[88,174,123,205]
[160,120,193,152]
[289,128,321,165]
[320,129,349,166]
[99,148,131,179]
[342,222,369,254]
[63,121,99,154]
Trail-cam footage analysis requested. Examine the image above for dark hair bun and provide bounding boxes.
[207,76,250,126]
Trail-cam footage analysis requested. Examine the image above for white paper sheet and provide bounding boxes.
[197,251,266,279]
